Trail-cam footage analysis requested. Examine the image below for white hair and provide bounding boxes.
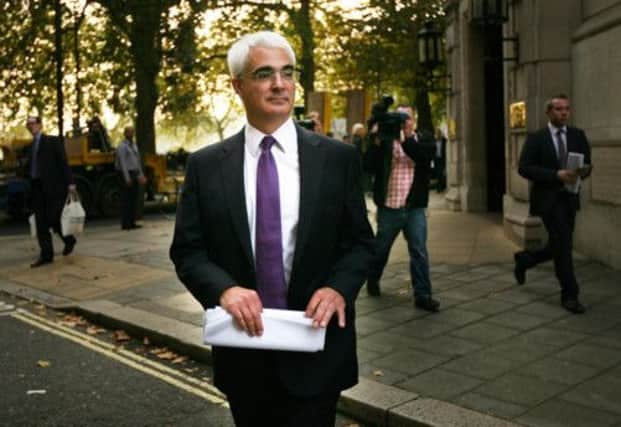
[351,123,365,136]
[227,31,296,78]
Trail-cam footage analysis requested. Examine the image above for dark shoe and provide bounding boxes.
[562,299,586,314]
[366,281,381,297]
[62,238,76,256]
[31,258,53,268]
[514,253,526,285]
[130,224,143,229]
[415,296,440,312]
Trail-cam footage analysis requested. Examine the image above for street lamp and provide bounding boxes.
[471,0,509,26]
[417,22,443,70]
[416,22,451,93]
[470,0,518,62]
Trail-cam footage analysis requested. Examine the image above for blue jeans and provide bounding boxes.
[368,206,432,298]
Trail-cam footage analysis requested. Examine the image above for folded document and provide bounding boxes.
[203,306,326,352]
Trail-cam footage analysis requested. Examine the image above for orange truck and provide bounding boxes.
[0,131,182,219]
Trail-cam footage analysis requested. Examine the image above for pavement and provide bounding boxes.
[2,194,621,427]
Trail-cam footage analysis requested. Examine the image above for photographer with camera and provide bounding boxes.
[363,97,440,312]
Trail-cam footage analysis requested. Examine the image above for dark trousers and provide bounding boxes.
[519,193,579,300]
[225,356,340,427]
[31,180,75,260]
[120,171,139,229]
[435,158,446,192]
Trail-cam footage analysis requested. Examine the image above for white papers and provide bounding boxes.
[566,152,584,194]
[203,306,326,352]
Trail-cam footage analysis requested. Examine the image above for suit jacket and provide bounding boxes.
[518,126,591,216]
[169,125,374,398]
[22,134,73,224]
[363,133,435,209]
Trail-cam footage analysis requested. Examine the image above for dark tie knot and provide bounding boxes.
[260,135,277,152]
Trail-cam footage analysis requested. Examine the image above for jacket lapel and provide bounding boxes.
[542,129,560,167]
[291,126,325,278]
[219,130,254,268]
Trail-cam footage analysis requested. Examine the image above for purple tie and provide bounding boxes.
[255,136,287,308]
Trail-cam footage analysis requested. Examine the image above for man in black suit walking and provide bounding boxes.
[514,94,592,314]
[169,31,374,426]
[24,116,77,268]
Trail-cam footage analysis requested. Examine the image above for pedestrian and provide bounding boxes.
[306,110,324,134]
[169,31,374,426]
[24,116,77,268]
[86,115,112,152]
[363,106,440,312]
[434,128,447,192]
[514,94,592,314]
[115,125,146,230]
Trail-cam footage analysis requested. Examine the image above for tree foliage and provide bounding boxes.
[0,0,447,149]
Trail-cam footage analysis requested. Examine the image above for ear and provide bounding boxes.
[231,78,243,95]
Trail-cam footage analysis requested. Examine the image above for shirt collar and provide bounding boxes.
[548,122,567,134]
[245,118,297,158]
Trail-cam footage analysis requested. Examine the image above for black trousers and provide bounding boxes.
[31,180,75,260]
[119,171,139,229]
[224,356,340,427]
[520,193,579,300]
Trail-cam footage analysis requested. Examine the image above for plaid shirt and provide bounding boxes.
[385,140,414,208]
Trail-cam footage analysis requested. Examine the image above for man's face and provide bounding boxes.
[547,98,570,127]
[125,127,134,140]
[232,46,295,129]
[26,118,41,136]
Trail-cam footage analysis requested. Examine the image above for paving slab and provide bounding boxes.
[517,399,621,427]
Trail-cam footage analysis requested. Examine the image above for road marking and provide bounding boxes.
[11,309,228,407]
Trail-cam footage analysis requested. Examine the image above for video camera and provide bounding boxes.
[367,95,409,142]
[293,106,316,131]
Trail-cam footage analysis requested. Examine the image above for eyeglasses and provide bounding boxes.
[247,65,298,82]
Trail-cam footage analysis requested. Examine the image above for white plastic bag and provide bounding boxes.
[29,214,36,238]
[61,192,85,236]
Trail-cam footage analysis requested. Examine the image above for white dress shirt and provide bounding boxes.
[243,119,300,286]
[548,122,567,160]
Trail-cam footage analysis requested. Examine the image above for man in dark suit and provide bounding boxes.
[433,128,447,192]
[24,116,77,268]
[514,94,592,314]
[169,31,374,426]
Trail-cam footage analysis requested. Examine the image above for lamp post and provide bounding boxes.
[471,0,508,26]
[416,21,446,138]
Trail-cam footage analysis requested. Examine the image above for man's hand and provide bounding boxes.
[138,175,147,185]
[557,169,578,184]
[305,287,346,329]
[68,184,77,193]
[219,286,264,336]
[125,178,132,187]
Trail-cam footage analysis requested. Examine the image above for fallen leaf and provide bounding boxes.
[372,369,384,377]
[150,347,168,355]
[184,367,198,373]
[172,356,188,364]
[398,289,408,295]
[143,337,150,346]
[114,330,131,342]
[62,314,87,327]
[86,326,106,335]
[37,360,51,368]
[27,390,47,395]
[156,351,178,360]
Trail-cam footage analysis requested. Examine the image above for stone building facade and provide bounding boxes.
[444,0,621,268]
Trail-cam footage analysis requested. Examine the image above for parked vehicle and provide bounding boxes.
[0,132,182,219]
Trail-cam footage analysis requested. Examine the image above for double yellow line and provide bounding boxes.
[11,309,228,407]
